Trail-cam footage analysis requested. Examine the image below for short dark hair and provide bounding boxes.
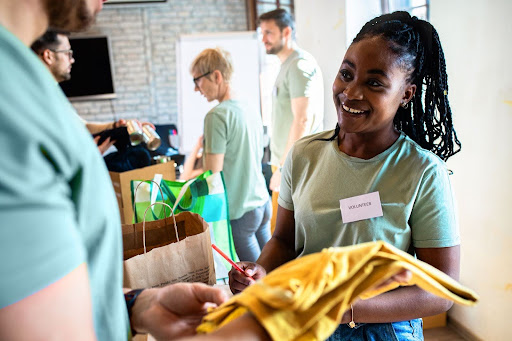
[31,29,69,54]
[258,8,296,40]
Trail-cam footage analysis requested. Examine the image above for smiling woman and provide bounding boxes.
[229,10,462,341]
[333,36,417,157]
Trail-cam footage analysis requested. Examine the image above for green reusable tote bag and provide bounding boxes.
[130,170,239,281]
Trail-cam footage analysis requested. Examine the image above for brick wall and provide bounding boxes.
[72,0,247,125]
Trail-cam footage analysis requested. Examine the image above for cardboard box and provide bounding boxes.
[110,163,175,224]
[423,312,446,329]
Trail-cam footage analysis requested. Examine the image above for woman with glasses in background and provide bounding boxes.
[185,47,272,263]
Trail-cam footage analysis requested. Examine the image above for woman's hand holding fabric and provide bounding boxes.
[228,262,267,294]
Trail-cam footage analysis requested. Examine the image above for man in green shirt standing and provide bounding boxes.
[258,9,324,232]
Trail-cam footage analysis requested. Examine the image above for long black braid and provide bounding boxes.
[323,11,461,161]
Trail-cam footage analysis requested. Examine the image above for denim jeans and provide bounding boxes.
[326,319,423,341]
[230,199,272,262]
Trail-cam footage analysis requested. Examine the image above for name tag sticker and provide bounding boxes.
[339,191,383,224]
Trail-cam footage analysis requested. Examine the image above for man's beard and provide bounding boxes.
[45,0,95,32]
[60,72,72,83]
[266,40,284,55]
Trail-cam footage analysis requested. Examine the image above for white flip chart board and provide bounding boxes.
[176,31,263,154]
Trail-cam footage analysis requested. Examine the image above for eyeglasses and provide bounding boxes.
[50,49,73,59]
[193,71,211,86]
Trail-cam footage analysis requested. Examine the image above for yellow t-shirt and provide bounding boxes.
[197,241,478,341]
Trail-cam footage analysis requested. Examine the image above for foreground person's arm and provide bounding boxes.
[0,263,97,341]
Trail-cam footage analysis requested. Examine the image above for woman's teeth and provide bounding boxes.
[342,104,365,114]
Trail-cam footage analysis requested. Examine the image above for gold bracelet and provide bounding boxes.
[348,304,356,328]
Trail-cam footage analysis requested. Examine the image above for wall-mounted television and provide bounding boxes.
[59,36,116,101]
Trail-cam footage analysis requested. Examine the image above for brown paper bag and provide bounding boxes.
[122,210,216,288]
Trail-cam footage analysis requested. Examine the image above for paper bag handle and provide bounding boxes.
[142,202,178,254]
[132,179,168,223]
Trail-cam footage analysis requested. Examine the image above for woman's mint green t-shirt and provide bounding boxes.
[278,130,460,256]
[203,99,269,220]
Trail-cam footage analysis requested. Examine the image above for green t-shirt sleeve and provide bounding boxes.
[0,142,86,308]
[277,145,295,211]
[410,162,460,248]
[204,109,228,155]
[288,58,318,99]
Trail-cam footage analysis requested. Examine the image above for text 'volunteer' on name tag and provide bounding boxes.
[339,191,383,224]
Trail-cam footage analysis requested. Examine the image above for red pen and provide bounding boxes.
[211,244,255,281]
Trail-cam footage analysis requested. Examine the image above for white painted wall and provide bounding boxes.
[294,0,347,130]
[345,0,382,45]
[295,0,512,339]
[431,0,512,339]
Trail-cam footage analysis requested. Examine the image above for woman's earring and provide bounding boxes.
[401,101,409,109]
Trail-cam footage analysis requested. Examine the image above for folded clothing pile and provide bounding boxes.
[197,240,478,341]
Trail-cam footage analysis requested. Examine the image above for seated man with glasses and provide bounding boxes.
[31,29,154,155]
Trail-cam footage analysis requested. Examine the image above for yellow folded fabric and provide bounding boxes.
[197,241,478,340]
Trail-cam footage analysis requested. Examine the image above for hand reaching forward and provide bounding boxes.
[93,135,115,155]
[130,283,228,340]
[228,262,267,294]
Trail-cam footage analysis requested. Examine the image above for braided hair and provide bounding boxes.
[326,11,461,161]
